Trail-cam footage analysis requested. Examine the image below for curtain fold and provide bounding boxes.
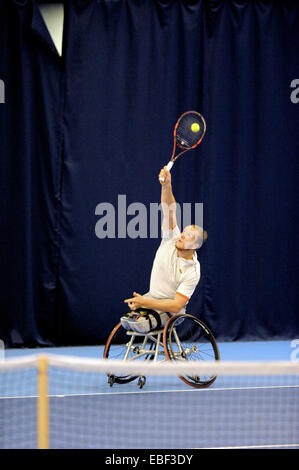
[0,0,298,346]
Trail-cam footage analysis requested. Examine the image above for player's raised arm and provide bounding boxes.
[158,166,177,232]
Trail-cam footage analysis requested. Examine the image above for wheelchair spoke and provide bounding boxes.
[163,313,220,388]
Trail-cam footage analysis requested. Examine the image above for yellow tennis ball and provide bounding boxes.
[191,122,200,133]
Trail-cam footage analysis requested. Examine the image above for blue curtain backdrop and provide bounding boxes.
[0,0,298,347]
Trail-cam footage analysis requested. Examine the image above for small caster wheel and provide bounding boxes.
[137,376,146,389]
[108,374,115,387]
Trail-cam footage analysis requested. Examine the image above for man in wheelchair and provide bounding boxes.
[122,166,207,334]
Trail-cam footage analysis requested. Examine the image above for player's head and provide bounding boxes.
[176,224,207,251]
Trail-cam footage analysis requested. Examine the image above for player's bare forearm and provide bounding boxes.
[124,292,186,314]
[161,181,175,204]
[159,167,177,230]
[142,297,180,313]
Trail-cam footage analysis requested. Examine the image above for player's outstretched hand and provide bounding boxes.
[159,166,171,186]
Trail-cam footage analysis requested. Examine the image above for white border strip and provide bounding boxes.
[196,444,299,449]
[0,355,39,371]
[0,354,299,376]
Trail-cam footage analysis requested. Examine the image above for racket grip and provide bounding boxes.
[159,161,174,182]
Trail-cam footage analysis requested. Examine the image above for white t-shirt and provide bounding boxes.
[143,226,200,314]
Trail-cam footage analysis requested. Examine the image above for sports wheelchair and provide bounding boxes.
[103,313,220,389]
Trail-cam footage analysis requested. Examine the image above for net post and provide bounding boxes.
[37,355,49,449]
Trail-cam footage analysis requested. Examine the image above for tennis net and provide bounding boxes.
[0,354,298,449]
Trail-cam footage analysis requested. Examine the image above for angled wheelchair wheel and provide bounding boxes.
[103,322,154,384]
[163,313,220,388]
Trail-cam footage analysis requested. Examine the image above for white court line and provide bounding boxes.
[1,383,299,400]
[196,444,299,449]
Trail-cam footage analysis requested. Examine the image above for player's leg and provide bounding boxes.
[121,308,171,333]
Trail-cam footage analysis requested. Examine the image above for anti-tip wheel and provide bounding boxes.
[137,376,146,389]
[108,374,115,387]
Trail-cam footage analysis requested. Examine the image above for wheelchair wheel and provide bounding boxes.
[103,322,154,384]
[163,313,220,388]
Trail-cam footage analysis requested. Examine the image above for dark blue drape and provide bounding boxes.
[0,0,298,347]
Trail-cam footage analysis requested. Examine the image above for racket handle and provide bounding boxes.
[159,161,174,182]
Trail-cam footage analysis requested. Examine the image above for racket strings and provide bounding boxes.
[176,113,205,149]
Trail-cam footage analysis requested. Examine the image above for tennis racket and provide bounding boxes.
[159,111,206,182]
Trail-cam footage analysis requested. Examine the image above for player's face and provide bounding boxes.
[175,226,196,250]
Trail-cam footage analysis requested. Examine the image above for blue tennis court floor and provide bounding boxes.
[3,339,296,361]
